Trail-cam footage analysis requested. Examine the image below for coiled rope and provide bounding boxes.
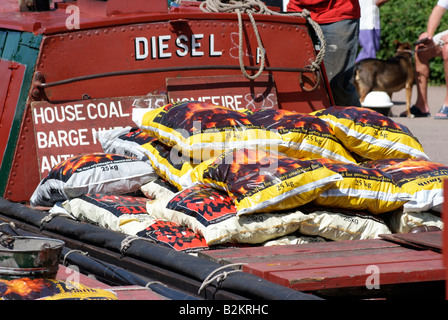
[199,0,326,80]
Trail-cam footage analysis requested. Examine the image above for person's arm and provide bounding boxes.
[420,5,446,41]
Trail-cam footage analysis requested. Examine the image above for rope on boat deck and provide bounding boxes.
[63,249,89,266]
[198,262,247,295]
[120,235,156,257]
[0,222,16,247]
[39,210,76,231]
[199,0,326,80]
[0,221,16,230]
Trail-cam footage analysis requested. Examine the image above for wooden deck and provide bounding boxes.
[199,231,445,298]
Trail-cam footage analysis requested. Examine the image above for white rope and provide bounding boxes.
[39,210,75,230]
[0,222,17,247]
[0,221,16,230]
[199,0,326,79]
[40,212,58,230]
[62,249,89,266]
[198,263,246,294]
[0,232,15,247]
[120,235,155,257]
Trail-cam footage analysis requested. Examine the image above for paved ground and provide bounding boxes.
[384,85,448,166]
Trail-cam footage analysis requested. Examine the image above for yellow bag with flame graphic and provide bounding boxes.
[312,158,411,214]
[132,101,282,162]
[311,106,430,161]
[139,138,197,191]
[0,278,117,300]
[242,108,356,163]
[146,185,311,245]
[185,148,342,215]
[362,158,448,213]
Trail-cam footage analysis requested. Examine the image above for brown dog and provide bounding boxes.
[354,41,414,117]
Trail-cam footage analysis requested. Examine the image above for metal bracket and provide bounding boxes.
[31,71,45,101]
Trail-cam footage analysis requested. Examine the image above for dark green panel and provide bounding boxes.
[0,30,42,195]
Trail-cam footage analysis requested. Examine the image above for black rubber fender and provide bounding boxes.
[0,197,322,300]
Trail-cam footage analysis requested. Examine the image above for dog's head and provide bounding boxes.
[393,40,413,56]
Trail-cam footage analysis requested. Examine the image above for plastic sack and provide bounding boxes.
[147,186,310,245]
[186,148,342,215]
[62,193,208,252]
[140,178,178,200]
[136,219,208,253]
[96,126,156,161]
[243,108,356,163]
[30,153,157,207]
[299,205,392,241]
[312,106,430,161]
[362,158,448,212]
[97,127,193,190]
[313,158,411,214]
[132,101,282,162]
[139,138,197,191]
[0,278,117,300]
[63,193,153,235]
[387,210,443,233]
[262,234,326,246]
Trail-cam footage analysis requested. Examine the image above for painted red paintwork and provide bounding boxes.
[200,237,445,293]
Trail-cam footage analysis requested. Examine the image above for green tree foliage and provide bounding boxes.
[377,0,448,85]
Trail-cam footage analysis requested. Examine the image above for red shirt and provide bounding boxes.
[286,0,360,24]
